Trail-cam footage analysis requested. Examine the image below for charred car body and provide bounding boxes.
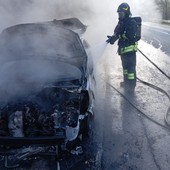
[0,18,94,168]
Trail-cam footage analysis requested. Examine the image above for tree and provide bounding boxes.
[155,0,170,19]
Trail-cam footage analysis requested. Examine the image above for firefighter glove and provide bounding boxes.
[106,35,117,44]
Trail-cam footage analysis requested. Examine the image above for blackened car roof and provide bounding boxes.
[0,20,88,72]
[0,19,88,100]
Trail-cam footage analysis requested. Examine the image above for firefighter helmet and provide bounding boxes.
[117,3,131,20]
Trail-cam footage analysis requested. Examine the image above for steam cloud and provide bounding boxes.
[0,0,160,36]
[0,0,134,34]
[0,0,161,102]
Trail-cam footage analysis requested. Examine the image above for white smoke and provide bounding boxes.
[0,0,137,39]
[134,0,161,21]
[0,0,112,32]
[0,0,161,101]
[0,0,161,36]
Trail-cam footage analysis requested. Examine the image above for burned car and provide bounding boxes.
[0,18,94,168]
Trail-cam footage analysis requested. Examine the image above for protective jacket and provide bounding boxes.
[114,17,138,55]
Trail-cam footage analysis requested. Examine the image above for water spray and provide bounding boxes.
[86,42,108,64]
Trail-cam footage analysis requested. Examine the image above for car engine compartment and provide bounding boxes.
[0,84,85,138]
[0,84,89,168]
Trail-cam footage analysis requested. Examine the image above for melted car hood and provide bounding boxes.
[0,60,82,101]
[0,20,88,101]
[0,23,87,72]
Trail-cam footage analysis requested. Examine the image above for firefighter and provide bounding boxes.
[106,2,138,91]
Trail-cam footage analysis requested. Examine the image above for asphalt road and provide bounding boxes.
[142,22,170,56]
[58,24,170,170]
[88,40,170,170]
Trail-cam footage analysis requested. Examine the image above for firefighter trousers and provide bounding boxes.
[120,52,136,89]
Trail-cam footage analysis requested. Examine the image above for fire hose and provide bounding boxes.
[137,48,170,128]
[104,47,170,130]
[137,48,170,80]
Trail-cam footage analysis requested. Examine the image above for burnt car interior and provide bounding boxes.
[0,18,94,168]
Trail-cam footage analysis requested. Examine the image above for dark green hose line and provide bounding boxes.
[137,48,170,127]
[137,48,170,80]
[106,80,170,130]
[137,78,170,128]
[100,47,170,129]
